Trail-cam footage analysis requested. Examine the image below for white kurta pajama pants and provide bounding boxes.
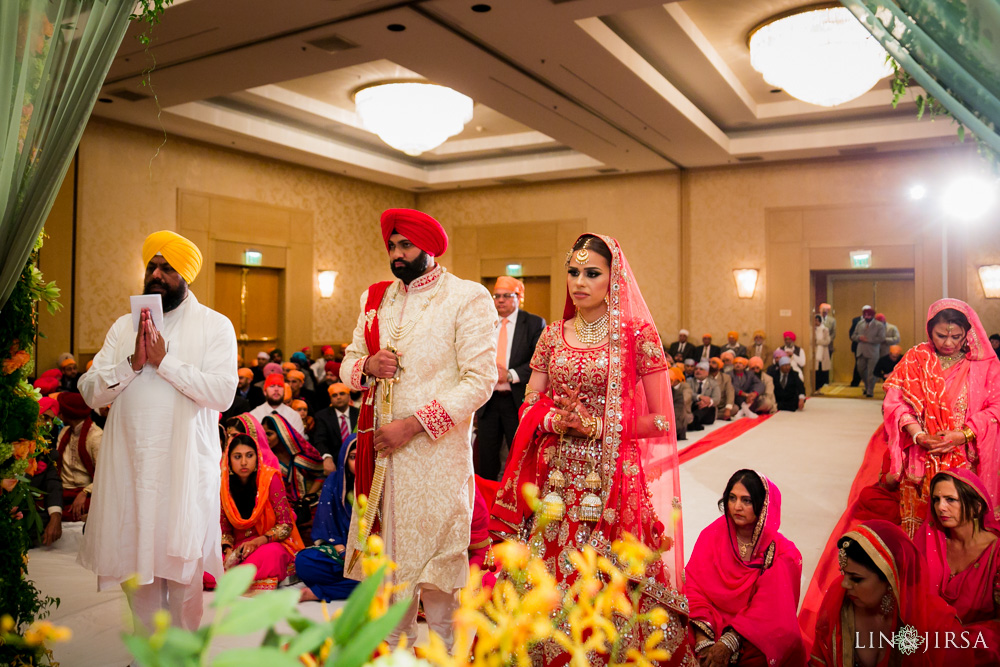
[78,293,238,631]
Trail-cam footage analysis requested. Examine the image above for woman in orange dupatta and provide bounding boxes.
[221,433,305,593]
[800,299,1000,647]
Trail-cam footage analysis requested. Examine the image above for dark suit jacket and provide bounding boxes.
[222,395,252,423]
[695,344,722,361]
[505,308,546,405]
[236,385,265,409]
[768,368,806,411]
[312,405,360,462]
[850,316,862,353]
[668,340,699,362]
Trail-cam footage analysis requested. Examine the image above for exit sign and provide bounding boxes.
[850,250,872,269]
[244,250,262,266]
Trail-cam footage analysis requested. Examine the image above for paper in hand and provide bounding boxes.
[130,294,164,332]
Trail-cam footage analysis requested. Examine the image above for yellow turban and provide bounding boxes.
[753,329,765,339]
[668,367,685,383]
[141,230,203,284]
[727,331,738,339]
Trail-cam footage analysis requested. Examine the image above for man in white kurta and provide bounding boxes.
[342,208,497,647]
[78,230,237,632]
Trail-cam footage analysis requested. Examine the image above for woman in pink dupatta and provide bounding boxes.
[686,470,805,666]
[800,299,1000,649]
[489,234,693,666]
[915,469,1000,665]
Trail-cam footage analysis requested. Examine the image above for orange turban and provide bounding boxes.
[819,303,831,311]
[753,329,765,339]
[281,362,297,371]
[328,382,349,396]
[727,331,738,339]
[141,230,202,284]
[380,208,448,257]
[702,333,713,340]
[494,276,525,303]
[237,368,254,379]
[889,345,903,356]
[709,357,723,370]
[290,399,308,411]
[85,359,93,371]
[287,370,305,381]
[748,356,764,370]
[668,367,685,383]
[721,351,735,362]
[734,356,749,366]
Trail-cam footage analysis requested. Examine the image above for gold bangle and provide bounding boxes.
[552,412,568,435]
[961,425,976,445]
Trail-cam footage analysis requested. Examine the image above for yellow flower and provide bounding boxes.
[611,533,653,578]
[153,610,171,632]
[1,614,15,633]
[493,541,530,571]
[647,607,668,627]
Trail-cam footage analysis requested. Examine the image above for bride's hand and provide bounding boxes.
[929,430,965,453]
[914,432,946,451]
[553,384,580,413]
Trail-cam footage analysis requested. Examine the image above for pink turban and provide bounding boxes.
[263,362,282,377]
[380,208,448,257]
[783,331,796,341]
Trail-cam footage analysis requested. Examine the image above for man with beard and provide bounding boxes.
[58,353,80,392]
[250,373,306,434]
[77,230,237,631]
[341,208,496,649]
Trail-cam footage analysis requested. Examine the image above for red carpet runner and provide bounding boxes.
[677,414,773,464]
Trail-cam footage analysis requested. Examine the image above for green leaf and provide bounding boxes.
[326,598,410,667]
[332,564,386,645]
[286,618,334,656]
[958,125,966,143]
[159,627,204,656]
[215,588,301,635]
[287,615,312,633]
[122,632,158,666]
[262,627,283,647]
[212,647,303,667]
[211,565,256,608]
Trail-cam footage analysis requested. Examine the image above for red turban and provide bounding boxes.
[783,331,796,341]
[33,376,59,395]
[264,373,285,388]
[38,397,59,417]
[57,392,91,420]
[321,345,335,356]
[875,313,886,322]
[380,209,448,257]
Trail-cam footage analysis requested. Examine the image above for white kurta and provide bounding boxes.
[342,266,497,599]
[78,293,238,590]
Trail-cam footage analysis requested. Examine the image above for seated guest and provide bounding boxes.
[252,361,283,395]
[687,470,805,666]
[670,366,692,441]
[697,333,722,362]
[236,367,264,408]
[683,357,696,378]
[685,361,720,430]
[990,334,1000,359]
[311,345,337,383]
[251,350,271,383]
[747,330,770,364]
[769,357,806,412]
[874,344,903,381]
[226,413,271,451]
[668,329,698,363]
[720,350,735,375]
[55,392,102,522]
[781,331,806,381]
[914,470,1000,664]
[811,520,967,666]
[287,369,321,414]
[297,434,361,602]
[709,357,735,421]
[312,383,359,476]
[731,357,764,418]
[250,373,306,435]
[222,368,255,422]
[262,413,324,534]
[813,314,832,390]
[221,434,305,594]
[722,331,747,358]
[58,353,80,393]
[32,398,64,547]
[291,399,315,441]
[748,357,777,415]
[33,368,62,397]
[269,347,284,365]
[290,351,317,392]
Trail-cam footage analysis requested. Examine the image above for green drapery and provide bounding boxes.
[0,0,133,310]
[841,0,1000,155]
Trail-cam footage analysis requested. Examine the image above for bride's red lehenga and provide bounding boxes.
[489,234,696,667]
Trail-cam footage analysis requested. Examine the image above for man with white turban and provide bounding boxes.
[342,208,497,648]
[78,230,238,631]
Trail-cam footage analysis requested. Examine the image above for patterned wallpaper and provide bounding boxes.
[75,119,414,352]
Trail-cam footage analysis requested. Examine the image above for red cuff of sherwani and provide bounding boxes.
[415,400,456,440]
[348,357,368,391]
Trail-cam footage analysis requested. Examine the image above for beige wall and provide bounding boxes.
[72,119,414,354]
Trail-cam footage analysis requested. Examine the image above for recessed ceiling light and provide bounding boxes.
[387,24,405,32]
[471,4,491,12]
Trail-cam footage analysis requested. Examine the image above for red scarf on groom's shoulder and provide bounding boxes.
[354,280,393,535]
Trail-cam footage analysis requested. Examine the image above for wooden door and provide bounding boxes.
[215,265,281,363]
[829,275,915,383]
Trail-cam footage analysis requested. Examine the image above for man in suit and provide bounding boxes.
[722,331,747,358]
[851,305,886,398]
[696,334,722,363]
[685,361,720,430]
[747,330,770,364]
[769,356,807,411]
[849,313,863,386]
[312,382,359,475]
[667,329,698,363]
[475,276,545,481]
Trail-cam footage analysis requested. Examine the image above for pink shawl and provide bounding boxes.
[230,413,281,470]
[685,474,805,665]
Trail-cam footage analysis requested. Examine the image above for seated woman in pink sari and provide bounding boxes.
[686,470,805,666]
[810,520,966,666]
[262,413,324,533]
[800,299,1000,646]
[221,434,305,593]
[915,469,1000,665]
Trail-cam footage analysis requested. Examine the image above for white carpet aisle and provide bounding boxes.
[29,397,882,666]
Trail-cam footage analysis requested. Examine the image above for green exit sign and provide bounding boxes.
[850,250,871,269]
[244,250,262,266]
[506,263,523,277]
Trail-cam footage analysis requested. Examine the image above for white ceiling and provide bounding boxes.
[93,0,958,192]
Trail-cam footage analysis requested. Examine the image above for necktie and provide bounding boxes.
[781,374,787,388]
[697,381,703,395]
[340,413,349,441]
[497,318,509,368]
[679,342,685,352]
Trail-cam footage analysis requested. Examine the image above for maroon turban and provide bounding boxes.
[57,392,91,420]
[380,208,448,257]
[33,376,59,395]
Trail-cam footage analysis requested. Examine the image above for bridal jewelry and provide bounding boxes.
[574,248,590,265]
[384,275,444,341]
[936,350,964,370]
[574,310,610,345]
[542,436,567,521]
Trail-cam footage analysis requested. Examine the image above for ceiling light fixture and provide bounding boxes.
[354,82,474,156]
[749,5,893,107]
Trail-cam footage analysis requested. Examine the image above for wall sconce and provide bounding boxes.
[978,265,1000,298]
[317,270,338,299]
[733,269,759,299]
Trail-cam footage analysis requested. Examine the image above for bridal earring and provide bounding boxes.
[880,592,895,616]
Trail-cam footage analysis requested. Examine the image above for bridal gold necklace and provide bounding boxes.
[385,273,445,342]
[574,309,610,345]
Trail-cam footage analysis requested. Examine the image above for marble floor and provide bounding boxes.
[29,397,882,666]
